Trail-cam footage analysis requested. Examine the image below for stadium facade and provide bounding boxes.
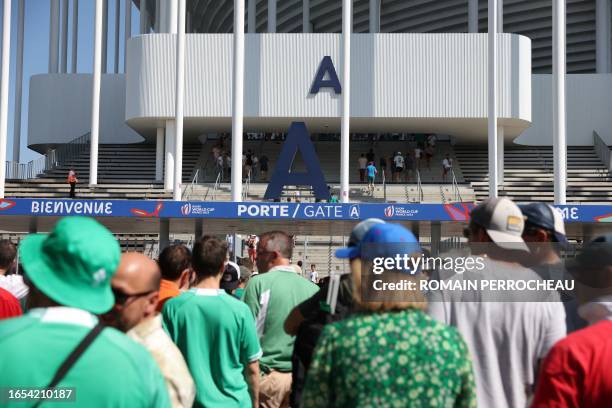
[5,0,608,203]
[0,0,609,269]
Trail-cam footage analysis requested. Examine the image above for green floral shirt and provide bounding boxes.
[302,309,476,408]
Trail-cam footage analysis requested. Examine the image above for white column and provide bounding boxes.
[497,0,503,32]
[168,1,178,33]
[154,0,160,32]
[497,125,504,186]
[302,0,310,33]
[369,0,379,33]
[164,120,175,189]
[596,0,610,73]
[267,0,276,33]
[173,0,186,201]
[248,0,256,33]
[0,0,11,198]
[114,0,120,73]
[71,0,78,73]
[487,0,498,198]
[49,0,60,73]
[231,0,245,201]
[12,0,24,163]
[340,0,351,202]
[140,0,148,34]
[90,0,103,186]
[60,0,68,72]
[468,0,478,33]
[156,127,164,181]
[553,0,566,204]
[124,0,131,72]
[102,0,108,73]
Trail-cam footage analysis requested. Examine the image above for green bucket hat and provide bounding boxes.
[19,217,121,314]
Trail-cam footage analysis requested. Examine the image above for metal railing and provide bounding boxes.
[242,169,252,201]
[382,169,387,202]
[5,132,90,180]
[416,168,424,202]
[450,168,463,202]
[210,171,222,201]
[182,168,200,200]
[593,130,612,172]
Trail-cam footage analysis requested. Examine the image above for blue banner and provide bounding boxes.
[0,198,611,223]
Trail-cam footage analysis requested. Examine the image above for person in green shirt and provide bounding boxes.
[163,235,261,408]
[243,231,319,407]
[0,217,170,408]
[302,223,476,407]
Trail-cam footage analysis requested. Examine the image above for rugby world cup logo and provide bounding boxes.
[181,203,192,216]
[384,205,395,218]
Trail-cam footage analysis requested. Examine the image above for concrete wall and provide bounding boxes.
[516,74,612,146]
[27,74,143,152]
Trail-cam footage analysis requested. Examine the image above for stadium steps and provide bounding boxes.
[201,139,466,184]
[185,182,476,203]
[454,145,612,203]
[39,144,202,183]
[4,181,172,200]
[293,235,349,277]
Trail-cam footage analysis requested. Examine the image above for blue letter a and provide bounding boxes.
[310,56,342,94]
[264,122,330,201]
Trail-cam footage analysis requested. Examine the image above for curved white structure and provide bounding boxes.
[125,33,532,142]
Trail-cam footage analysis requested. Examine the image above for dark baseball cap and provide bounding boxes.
[566,234,612,273]
[220,261,241,291]
[520,203,568,246]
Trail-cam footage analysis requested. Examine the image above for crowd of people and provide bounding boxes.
[0,197,611,407]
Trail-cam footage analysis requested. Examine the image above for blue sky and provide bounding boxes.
[4,1,139,163]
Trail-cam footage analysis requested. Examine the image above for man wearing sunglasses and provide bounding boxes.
[102,252,195,408]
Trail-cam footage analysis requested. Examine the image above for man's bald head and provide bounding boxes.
[105,252,161,332]
[113,252,161,294]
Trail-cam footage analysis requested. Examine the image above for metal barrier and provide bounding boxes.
[5,132,90,180]
[382,169,387,202]
[451,168,463,202]
[416,169,424,202]
[183,168,200,200]
[242,169,252,201]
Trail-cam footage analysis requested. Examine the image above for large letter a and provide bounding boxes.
[264,122,330,201]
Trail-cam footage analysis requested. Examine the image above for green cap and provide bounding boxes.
[19,217,121,314]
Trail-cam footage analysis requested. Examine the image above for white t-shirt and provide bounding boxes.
[393,155,404,168]
[442,158,452,169]
[0,274,29,299]
[310,271,318,283]
[414,148,422,159]
[358,157,368,169]
[427,258,566,408]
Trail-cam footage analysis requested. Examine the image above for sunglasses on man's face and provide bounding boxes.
[111,287,155,306]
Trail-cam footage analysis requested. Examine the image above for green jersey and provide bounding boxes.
[162,288,262,408]
[0,307,170,408]
[303,309,477,407]
[242,266,319,372]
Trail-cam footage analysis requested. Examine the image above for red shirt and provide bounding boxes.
[532,320,612,408]
[0,287,22,320]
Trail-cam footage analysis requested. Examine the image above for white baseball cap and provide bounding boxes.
[470,197,529,252]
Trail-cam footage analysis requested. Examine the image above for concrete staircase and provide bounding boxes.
[4,180,172,200]
[41,144,202,183]
[184,182,475,203]
[292,235,349,278]
[201,139,466,184]
[455,145,612,203]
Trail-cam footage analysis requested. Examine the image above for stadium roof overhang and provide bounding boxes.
[125,33,532,144]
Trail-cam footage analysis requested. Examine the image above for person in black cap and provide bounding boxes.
[521,202,587,332]
[220,261,241,298]
[533,234,612,407]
